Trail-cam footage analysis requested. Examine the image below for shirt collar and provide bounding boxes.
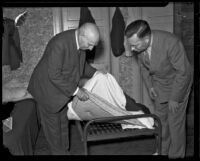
[145,33,153,54]
[75,30,80,50]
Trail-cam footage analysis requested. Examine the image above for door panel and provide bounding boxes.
[61,7,111,71]
[142,3,174,33]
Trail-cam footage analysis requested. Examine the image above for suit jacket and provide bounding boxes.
[2,18,23,70]
[27,29,96,113]
[138,30,193,103]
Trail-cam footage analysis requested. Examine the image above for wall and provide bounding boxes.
[2,7,53,85]
[174,2,194,156]
[115,7,142,104]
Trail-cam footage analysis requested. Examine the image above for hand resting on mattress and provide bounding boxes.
[67,71,154,129]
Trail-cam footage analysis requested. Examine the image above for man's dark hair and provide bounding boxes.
[125,20,151,39]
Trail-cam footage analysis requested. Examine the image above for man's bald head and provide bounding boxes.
[78,23,100,50]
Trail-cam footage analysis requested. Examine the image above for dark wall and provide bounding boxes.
[174,2,194,156]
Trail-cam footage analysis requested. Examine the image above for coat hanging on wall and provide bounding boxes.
[110,7,125,57]
[2,12,28,70]
[79,7,96,63]
[2,18,23,70]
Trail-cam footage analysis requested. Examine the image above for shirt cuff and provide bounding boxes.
[73,87,79,96]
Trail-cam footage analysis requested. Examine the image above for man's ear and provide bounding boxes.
[143,35,150,44]
[124,36,133,57]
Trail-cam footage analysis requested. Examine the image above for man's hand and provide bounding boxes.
[168,100,179,114]
[78,78,89,88]
[76,88,89,101]
[149,87,157,100]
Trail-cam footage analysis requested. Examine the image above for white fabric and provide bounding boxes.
[67,103,81,120]
[83,71,126,110]
[122,111,154,129]
[67,72,154,129]
[2,79,33,103]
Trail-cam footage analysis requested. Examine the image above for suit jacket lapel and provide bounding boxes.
[149,31,158,72]
[142,51,150,69]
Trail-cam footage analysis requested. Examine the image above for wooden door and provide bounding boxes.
[142,3,174,33]
[58,7,111,72]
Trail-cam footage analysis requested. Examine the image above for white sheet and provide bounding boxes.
[67,72,154,129]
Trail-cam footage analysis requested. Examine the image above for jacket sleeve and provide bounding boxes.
[47,42,78,98]
[139,60,153,90]
[83,61,97,78]
[168,40,192,102]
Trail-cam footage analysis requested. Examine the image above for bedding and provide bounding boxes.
[67,72,154,129]
[2,79,33,103]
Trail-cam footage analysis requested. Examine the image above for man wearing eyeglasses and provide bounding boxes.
[124,20,193,158]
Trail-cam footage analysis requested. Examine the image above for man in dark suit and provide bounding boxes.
[28,23,102,155]
[124,20,193,158]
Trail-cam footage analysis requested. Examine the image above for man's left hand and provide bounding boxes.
[168,100,179,114]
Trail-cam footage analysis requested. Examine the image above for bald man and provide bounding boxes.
[28,23,104,155]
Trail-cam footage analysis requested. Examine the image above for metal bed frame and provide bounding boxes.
[75,114,162,155]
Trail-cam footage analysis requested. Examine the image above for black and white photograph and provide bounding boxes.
[2,1,198,158]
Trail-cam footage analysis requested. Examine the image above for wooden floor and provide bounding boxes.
[34,121,194,156]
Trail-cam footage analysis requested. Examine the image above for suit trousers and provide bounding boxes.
[37,103,69,155]
[154,89,191,158]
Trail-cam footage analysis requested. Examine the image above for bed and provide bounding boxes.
[2,79,40,155]
[66,72,162,155]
